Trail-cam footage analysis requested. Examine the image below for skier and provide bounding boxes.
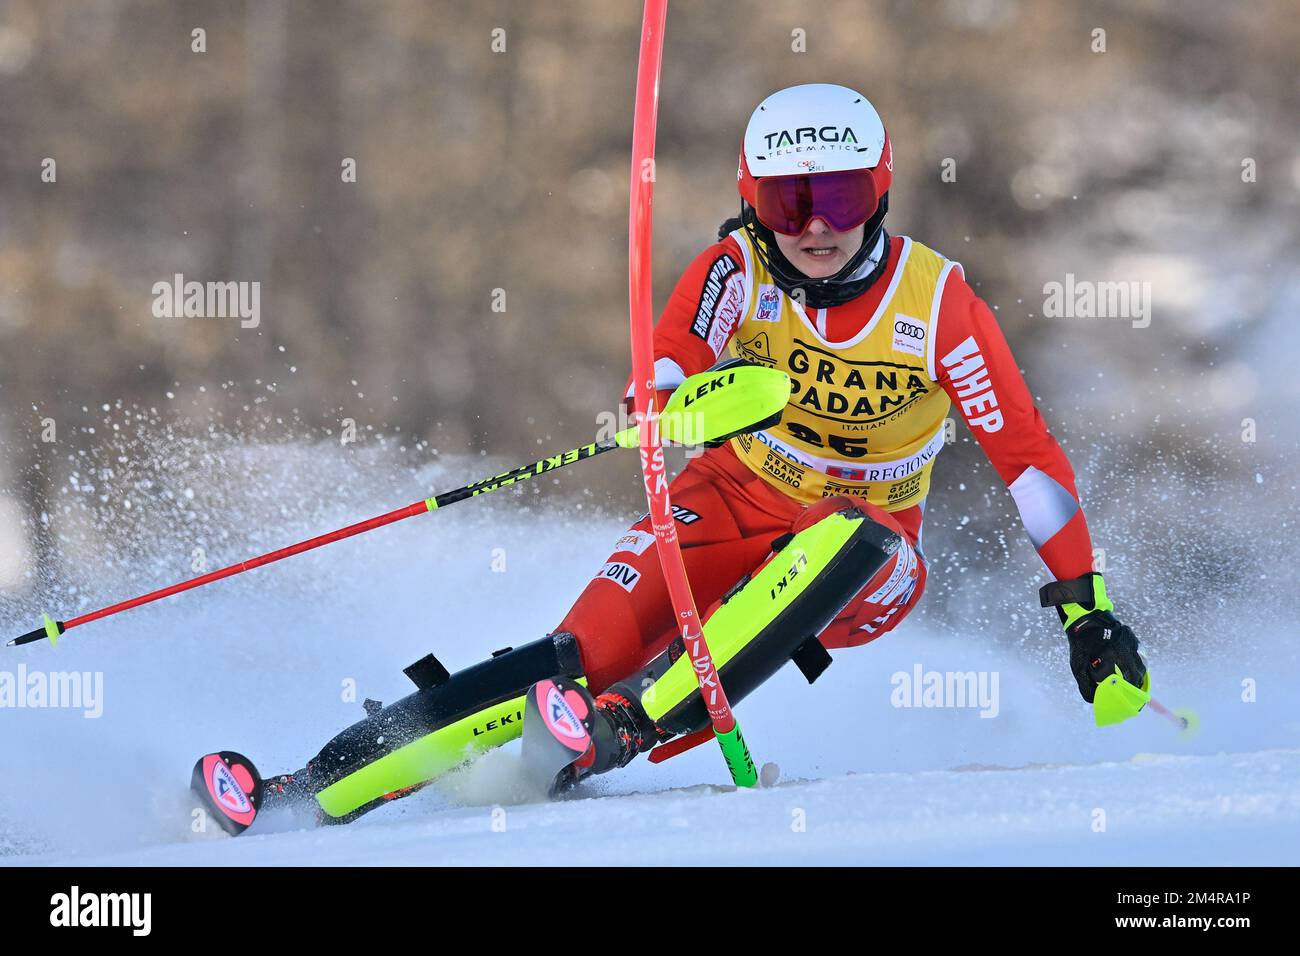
[237,83,1148,825]
[534,82,1149,777]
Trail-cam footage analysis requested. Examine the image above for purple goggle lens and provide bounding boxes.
[754,168,879,236]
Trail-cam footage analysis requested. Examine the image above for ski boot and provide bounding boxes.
[520,677,663,796]
[259,766,313,811]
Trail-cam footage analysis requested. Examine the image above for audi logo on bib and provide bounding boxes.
[891,314,927,358]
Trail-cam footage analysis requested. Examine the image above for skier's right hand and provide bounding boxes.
[1039,572,1147,703]
[621,388,677,428]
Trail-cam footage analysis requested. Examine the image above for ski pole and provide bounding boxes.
[1093,665,1199,735]
[626,0,757,788]
[8,363,789,649]
[1146,696,1200,735]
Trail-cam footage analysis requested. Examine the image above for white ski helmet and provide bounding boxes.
[735,83,893,305]
[739,83,892,196]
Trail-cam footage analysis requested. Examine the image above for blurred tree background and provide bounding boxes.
[1,0,1297,629]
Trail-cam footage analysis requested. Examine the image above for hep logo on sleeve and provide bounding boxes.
[939,335,1002,433]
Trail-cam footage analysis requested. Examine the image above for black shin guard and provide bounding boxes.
[307,632,584,791]
[645,505,899,738]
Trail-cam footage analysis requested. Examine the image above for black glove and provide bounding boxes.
[1040,573,1147,703]
[1066,609,1146,703]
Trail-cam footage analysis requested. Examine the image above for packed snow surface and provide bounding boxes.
[2,448,1296,865]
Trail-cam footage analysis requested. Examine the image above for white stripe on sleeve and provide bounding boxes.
[1007,465,1080,549]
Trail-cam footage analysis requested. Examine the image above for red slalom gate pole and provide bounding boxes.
[626,0,756,786]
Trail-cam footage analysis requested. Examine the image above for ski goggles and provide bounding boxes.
[753,168,880,236]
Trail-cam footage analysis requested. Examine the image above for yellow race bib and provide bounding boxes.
[726,232,960,509]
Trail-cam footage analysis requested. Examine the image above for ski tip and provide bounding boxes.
[190,751,264,836]
[520,677,597,798]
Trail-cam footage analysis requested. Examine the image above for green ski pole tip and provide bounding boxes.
[1173,707,1201,737]
[43,614,61,647]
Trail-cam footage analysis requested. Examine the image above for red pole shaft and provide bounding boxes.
[63,500,429,631]
[627,0,737,734]
[1144,696,1182,727]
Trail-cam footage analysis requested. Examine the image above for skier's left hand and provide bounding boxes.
[1065,609,1145,703]
[1040,572,1146,703]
